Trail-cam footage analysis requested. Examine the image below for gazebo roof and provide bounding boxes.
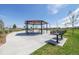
[25,20,48,25]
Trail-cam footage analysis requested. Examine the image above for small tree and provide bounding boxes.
[13,24,17,29]
[68,11,77,34]
[0,19,4,30]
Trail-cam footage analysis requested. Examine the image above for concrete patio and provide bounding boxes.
[0,31,53,55]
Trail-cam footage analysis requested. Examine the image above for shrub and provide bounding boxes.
[4,30,9,34]
[9,29,13,33]
[0,30,4,34]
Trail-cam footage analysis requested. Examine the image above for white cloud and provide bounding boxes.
[57,8,79,28]
[48,4,67,15]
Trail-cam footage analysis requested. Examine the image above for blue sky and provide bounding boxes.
[0,4,79,28]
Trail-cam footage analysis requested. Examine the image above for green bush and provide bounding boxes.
[4,30,9,34]
[9,29,13,33]
[0,30,4,34]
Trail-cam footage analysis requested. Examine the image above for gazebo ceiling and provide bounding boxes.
[25,20,48,25]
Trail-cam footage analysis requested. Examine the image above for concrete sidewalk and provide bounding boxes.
[0,31,53,55]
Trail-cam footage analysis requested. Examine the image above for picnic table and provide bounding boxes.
[53,32,62,43]
[51,30,66,43]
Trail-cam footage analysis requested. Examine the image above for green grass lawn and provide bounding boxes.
[32,29,79,55]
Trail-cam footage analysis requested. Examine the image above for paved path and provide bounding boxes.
[0,31,53,55]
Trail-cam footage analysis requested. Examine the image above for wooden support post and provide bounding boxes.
[46,24,48,33]
[33,24,34,32]
[26,21,28,34]
[41,21,42,34]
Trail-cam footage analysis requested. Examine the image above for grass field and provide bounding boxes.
[32,29,79,55]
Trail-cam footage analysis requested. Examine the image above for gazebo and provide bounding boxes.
[25,20,48,34]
